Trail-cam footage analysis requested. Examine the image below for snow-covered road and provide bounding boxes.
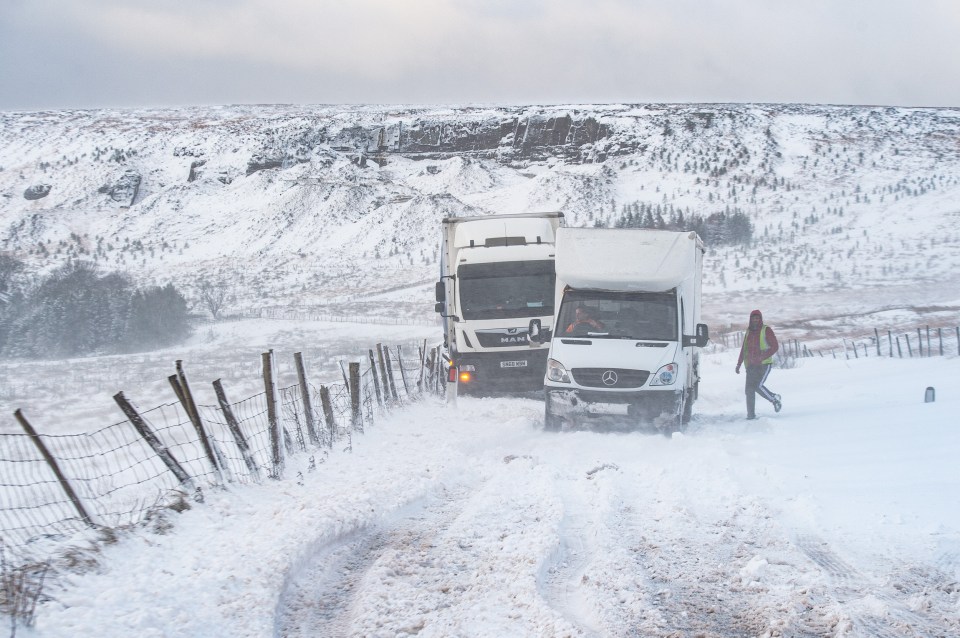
[34,353,960,637]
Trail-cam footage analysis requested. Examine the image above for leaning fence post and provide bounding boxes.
[262,351,283,478]
[376,344,393,405]
[319,385,336,446]
[418,339,428,393]
[170,361,226,483]
[294,352,320,446]
[888,330,893,358]
[383,346,400,402]
[368,349,383,407]
[114,392,194,489]
[349,362,362,431]
[905,334,913,357]
[14,409,96,528]
[917,328,923,357]
[957,327,960,357]
[896,336,903,358]
[396,346,411,397]
[874,328,881,357]
[212,379,260,481]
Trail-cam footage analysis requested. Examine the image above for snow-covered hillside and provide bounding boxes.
[3,103,960,337]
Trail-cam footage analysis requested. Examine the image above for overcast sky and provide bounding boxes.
[2,0,959,111]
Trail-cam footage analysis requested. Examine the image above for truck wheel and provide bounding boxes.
[681,389,693,425]
[544,405,562,431]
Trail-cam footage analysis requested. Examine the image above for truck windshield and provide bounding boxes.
[458,260,555,320]
[557,290,678,340]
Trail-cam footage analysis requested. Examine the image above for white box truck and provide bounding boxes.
[435,212,565,396]
[528,227,709,432]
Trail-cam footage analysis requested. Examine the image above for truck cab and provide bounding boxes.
[530,228,708,431]
[436,212,564,396]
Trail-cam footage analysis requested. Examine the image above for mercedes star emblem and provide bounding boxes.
[601,370,618,386]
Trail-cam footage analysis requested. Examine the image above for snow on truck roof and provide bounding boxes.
[556,227,702,292]
[444,213,562,249]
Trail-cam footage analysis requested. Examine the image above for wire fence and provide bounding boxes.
[718,324,960,362]
[1,341,446,570]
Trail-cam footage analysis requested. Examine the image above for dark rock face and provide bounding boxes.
[188,159,207,182]
[246,155,284,175]
[106,170,142,205]
[327,113,610,163]
[23,184,51,200]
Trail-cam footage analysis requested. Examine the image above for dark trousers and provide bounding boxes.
[744,364,776,417]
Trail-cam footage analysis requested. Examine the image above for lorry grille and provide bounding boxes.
[474,329,530,348]
[572,368,649,388]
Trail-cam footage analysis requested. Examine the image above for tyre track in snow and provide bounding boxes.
[274,486,472,637]
[794,534,960,637]
[275,449,584,637]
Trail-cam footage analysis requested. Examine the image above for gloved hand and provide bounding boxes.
[735,365,741,374]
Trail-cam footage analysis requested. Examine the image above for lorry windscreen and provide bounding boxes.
[458,260,555,320]
[557,290,678,340]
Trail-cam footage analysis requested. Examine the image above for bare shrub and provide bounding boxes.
[1,542,49,636]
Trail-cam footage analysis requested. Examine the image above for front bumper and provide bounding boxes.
[545,387,683,421]
[455,348,549,394]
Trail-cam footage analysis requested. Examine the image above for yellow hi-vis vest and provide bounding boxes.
[740,325,774,365]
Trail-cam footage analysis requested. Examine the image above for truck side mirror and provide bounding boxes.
[528,319,541,343]
[683,323,709,347]
[696,323,709,347]
[528,319,552,345]
[434,302,444,314]
[435,281,445,303]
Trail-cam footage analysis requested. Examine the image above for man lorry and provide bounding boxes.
[435,212,565,397]
[528,227,709,432]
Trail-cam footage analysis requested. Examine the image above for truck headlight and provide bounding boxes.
[650,363,678,386]
[546,358,571,383]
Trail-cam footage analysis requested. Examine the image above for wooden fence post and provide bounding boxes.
[917,328,923,357]
[319,385,336,446]
[905,334,913,357]
[396,346,411,396]
[384,346,400,401]
[926,326,931,357]
[349,362,362,431]
[212,379,260,480]
[294,352,320,446]
[888,330,893,358]
[170,361,226,483]
[418,339,428,393]
[874,328,881,356]
[114,392,193,488]
[896,336,903,358]
[14,409,96,528]
[376,343,393,405]
[262,351,283,478]
[368,349,383,407]
[939,328,944,357]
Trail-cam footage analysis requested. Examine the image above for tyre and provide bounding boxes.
[544,404,562,431]
[681,389,693,425]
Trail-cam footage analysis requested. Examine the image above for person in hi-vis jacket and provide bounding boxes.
[735,309,782,419]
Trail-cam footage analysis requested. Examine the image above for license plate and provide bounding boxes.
[500,360,528,368]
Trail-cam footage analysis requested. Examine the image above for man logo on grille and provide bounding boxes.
[602,370,618,386]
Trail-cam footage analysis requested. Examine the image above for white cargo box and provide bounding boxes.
[556,227,702,292]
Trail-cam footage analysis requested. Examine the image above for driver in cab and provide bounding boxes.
[566,305,605,334]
